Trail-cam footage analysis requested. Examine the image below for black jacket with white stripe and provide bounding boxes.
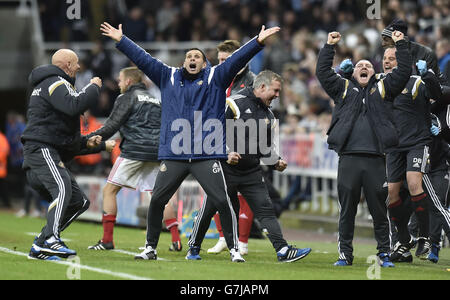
[316,40,412,155]
[384,70,442,152]
[21,65,101,162]
[225,88,280,174]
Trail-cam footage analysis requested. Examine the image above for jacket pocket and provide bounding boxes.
[326,117,339,135]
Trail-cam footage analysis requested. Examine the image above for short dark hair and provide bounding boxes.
[186,48,207,62]
[216,40,241,53]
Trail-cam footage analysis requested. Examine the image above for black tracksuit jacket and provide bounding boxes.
[87,82,161,162]
[21,65,101,163]
[316,40,412,154]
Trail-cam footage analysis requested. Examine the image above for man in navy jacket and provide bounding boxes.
[100,22,280,262]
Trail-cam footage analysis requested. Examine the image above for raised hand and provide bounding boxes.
[327,32,341,45]
[391,30,404,43]
[90,77,102,88]
[257,25,281,45]
[100,22,123,42]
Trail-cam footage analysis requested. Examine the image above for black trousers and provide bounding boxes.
[146,159,239,250]
[188,164,288,252]
[23,144,90,245]
[337,154,391,263]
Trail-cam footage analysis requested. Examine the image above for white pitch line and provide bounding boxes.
[0,246,152,280]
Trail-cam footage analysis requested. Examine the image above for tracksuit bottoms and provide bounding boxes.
[188,164,288,252]
[337,154,391,263]
[145,159,239,250]
[23,143,90,246]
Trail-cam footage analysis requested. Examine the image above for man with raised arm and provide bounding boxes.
[100,22,280,262]
[316,31,412,267]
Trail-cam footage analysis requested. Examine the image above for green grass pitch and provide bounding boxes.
[0,211,448,280]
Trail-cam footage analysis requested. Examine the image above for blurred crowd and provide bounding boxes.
[2,0,447,214]
[38,0,450,136]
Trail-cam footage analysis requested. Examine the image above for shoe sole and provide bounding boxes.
[185,256,201,260]
[280,248,311,263]
[32,244,76,259]
[134,255,157,260]
[27,254,62,261]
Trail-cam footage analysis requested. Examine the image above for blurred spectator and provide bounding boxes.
[0,130,10,208]
[36,0,450,169]
[123,6,147,41]
[89,41,112,80]
[75,59,94,91]
[5,112,25,169]
[156,0,178,38]
[72,111,105,175]
[436,39,450,83]
[5,112,26,199]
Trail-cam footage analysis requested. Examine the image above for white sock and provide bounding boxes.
[278,246,289,255]
[46,236,58,244]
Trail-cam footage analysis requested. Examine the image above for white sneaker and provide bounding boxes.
[207,238,227,254]
[230,248,245,262]
[134,246,157,260]
[238,241,248,256]
[16,209,27,218]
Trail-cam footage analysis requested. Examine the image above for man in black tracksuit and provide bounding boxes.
[316,31,412,266]
[187,70,312,262]
[21,49,103,260]
[381,47,450,261]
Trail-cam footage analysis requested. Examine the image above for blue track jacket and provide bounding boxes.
[116,36,264,160]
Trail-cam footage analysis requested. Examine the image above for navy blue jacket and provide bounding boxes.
[116,36,264,160]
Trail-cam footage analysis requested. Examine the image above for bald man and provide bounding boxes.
[22,49,105,261]
[316,31,412,267]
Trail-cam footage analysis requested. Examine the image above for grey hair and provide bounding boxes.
[253,70,283,89]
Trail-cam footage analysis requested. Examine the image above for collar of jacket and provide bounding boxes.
[241,87,270,110]
[349,73,378,89]
[181,67,206,81]
[125,82,147,93]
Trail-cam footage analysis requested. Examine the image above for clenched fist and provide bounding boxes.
[327,32,341,45]
[90,77,102,88]
[391,30,405,43]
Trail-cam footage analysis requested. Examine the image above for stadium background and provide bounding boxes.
[0,0,449,238]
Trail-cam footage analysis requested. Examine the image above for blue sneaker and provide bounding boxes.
[41,239,77,258]
[334,259,352,266]
[185,246,201,260]
[378,253,395,268]
[277,245,311,262]
[427,243,440,263]
[28,244,62,261]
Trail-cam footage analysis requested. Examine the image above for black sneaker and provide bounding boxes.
[390,241,413,263]
[415,237,431,259]
[169,241,182,252]
[135,246,157,260]
[88,240,114,250]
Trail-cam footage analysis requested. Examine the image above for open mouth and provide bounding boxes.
[360,71,368,79]
[189,63,197,71]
